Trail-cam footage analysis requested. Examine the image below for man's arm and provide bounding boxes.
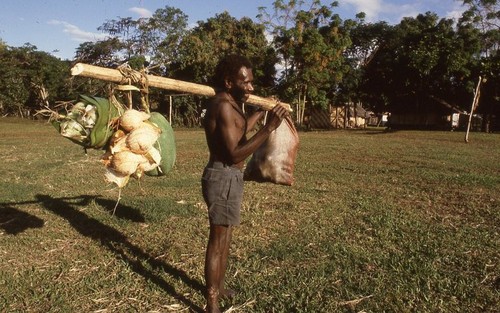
[246,110,266,132]
[218,102,289,165]
[246,97,282,131]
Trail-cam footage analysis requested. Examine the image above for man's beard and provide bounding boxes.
[231,89,249,104]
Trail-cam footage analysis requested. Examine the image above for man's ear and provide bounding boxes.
[224,78,232,90]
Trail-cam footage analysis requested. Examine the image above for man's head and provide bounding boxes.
[212,54,254,104]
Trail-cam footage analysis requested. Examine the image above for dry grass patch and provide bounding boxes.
[1,119,499,312]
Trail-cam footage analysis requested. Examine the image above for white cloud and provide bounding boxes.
[342,0,422,23]
[383,1,467,23]
[381,3,420,23]
[129,7,152,18]
[444,2,466,20]
[341,0,465,24]
[342,0,383,21]
[48,19,108,42]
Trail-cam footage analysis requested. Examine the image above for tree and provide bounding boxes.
[75,38,124,67]
[73,7,190,119]
[460,0,500,131]
[0,44,71,117]
[258,0,351,124]
[337,14,390,109]
[174,12,275,88]
[97,16,138,59]
[461,0,499,56]
[168,12,277,126]
[361,12,482,119]
[93,6,188,68]
[137,6,188,65]
[83,6,188,71]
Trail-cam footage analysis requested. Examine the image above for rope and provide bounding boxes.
[115,63,151,113]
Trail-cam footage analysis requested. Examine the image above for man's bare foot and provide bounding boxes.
[219,288,237,300]
[206,303,221,313]
[206,287,221,313]
[206,295,221,313]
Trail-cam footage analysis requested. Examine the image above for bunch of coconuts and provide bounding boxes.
[101,109,162,188]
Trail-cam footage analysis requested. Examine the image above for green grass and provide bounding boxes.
[1,118,499,312]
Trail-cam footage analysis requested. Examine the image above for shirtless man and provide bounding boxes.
[201,55,288,313]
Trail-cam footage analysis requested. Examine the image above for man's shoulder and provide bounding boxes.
[211,92,233,104]
[208,92,237,113]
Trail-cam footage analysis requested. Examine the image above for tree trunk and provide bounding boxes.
[483,114,491,133]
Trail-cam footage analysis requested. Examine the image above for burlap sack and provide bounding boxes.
[244,116,299,185]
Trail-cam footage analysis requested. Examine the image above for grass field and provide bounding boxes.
[1,117,499,313]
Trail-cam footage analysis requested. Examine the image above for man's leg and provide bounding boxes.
[205,224,232,313]
[218,225,235,298]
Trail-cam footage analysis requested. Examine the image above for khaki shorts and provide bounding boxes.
[201,162,244,226]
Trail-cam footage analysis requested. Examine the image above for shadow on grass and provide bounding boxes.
[94,197,146,222]
[358,128,398,135]
[300,127,397,135]
[0,195,145,223]
[0,206,44,235]
[35,194,205,313]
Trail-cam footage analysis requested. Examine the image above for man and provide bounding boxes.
[201,54,288,313]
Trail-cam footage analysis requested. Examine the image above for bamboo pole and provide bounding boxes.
[71,63,292,112]
[465,76,482,143]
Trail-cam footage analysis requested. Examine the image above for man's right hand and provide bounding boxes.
[266,103,289,132]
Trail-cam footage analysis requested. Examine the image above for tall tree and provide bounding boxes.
[0,44,71,117]
[97,16,138,59]
[337,14,390,109]
[460,0,499,131]
[168,12,276,126]
[174,12,275,89]
[74,38,124,67]
[137,6,188,66]
[81,6,188,71]
[461,0,499,56]
[361,12,482,117]
[258,0,351,123]
[73,6,190,119]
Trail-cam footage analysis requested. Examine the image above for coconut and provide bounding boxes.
[101,151,113,167]
[138,147,162,172]
[104,167,130,188]
[146,146,162,165]
[109,130,129,154]
[126,124,161,154]
[110,150,148,175]
[120,109,151,132]
[138,161,159,172]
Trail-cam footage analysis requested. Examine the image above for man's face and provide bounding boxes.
[228,66,254,104]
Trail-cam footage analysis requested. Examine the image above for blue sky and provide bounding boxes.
[0,0,466,60]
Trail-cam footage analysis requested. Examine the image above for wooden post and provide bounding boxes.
[465,76,482,143]
[344,104,348,129]
[169,95,172,124]
[71,63,292,112]
[354,102,358,128]
[336,107,339,128]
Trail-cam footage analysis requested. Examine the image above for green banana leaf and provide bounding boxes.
[146,112,176,176]
[52,95,124,149]
[79,95,123,149]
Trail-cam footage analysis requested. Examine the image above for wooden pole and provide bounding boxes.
[465,76,482,143]
[71,63,292,112]
[169,95,172,124]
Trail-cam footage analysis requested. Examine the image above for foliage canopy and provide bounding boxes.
[0,0,498,129]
